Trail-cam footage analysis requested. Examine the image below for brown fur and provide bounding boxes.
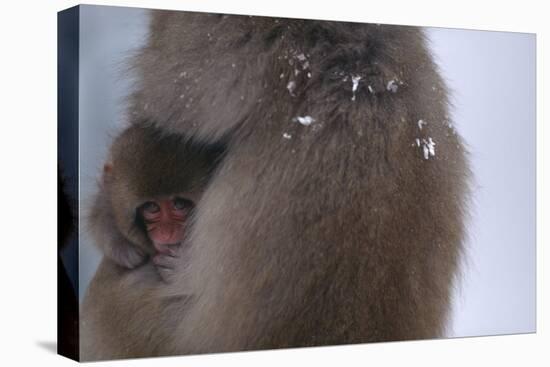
[83,10,470,360]
[81,259,191,360]
[87,124,223,268]
[81,123,222,360]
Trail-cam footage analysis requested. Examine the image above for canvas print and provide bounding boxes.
[57,5,536,361]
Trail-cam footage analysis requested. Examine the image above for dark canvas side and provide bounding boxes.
[57,5,80,362]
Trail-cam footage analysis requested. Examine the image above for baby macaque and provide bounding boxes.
[88,124,223,281]
[135,195,193,276]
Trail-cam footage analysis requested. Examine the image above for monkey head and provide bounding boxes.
[135,196,194,255]
[91,124,223,270]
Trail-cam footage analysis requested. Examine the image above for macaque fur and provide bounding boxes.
[81,124,222,358]
[82,11,470,360]
[87,124,222,274]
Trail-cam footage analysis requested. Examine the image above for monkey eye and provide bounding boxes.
[173,197,194,211]
[141,201,160,214]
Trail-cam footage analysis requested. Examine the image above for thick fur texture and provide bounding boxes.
[84,11,470,359]
[82,124,221,360]
[81,259,192,360]
[87,124,223,268]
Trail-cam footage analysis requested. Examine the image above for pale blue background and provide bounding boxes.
[77,5,536,338]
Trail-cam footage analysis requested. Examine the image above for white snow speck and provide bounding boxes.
[427,138,436,156]
[179,71,187,78]
[418,119,427,130]
[283,132,292,139]
[422,145,429,159]
[386,79,399,93]
[351,76,361,92]
[368,85,374,94]
[351,75,362,101]
[296,53,307,61]
[280,73,284,79]
[307,72,312,78]
[419,138,436,160]
[287,80,296,96]
[444,119,456,133]
[231,63,236,68]
[415,138,421,147]
[293,115,316,126]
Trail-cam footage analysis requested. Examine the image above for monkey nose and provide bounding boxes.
[158,227,176,242]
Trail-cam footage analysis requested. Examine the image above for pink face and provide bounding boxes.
[138,197,194,254]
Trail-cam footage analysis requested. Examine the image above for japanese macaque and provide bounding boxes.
[82,124,222,359]
[88,124,223,280]
[82,10,470,360]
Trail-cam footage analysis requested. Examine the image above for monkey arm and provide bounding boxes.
[80,258,187,360]
[152,242,194,284]
[87,184,148,269]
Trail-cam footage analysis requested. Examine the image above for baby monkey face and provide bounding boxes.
[137,196,195,254]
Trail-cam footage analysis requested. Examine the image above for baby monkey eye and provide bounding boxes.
[142,201,160,214]
[173,197,194,210]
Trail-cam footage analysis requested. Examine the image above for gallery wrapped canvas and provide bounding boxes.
[58,4,535,362]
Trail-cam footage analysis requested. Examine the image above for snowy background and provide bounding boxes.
[77,5,536,338]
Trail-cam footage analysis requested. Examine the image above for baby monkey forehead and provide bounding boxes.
[109,125,223,199]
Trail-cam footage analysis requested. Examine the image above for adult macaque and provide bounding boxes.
[87,124,223,280]
[83,11,470,359]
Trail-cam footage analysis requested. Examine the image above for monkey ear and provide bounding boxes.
[102,162,114,184]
